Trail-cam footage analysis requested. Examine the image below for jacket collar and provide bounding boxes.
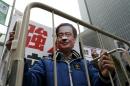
[56,50,81,61]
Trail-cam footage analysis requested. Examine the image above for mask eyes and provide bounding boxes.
[58,32,72,38]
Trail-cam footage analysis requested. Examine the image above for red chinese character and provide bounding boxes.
[26,24,48,51]
[26,24,35,46]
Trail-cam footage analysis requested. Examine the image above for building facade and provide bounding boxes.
[78,0,130,48]
[78,0,130,85]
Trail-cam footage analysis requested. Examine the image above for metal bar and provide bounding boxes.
[10,2,130,86]
[92,48,130,85]
[0,21,20,86]
[83,0,93,24]
[19,2,130,71]
[10,4,31,86]
[96,32,114,86]
[108,72,114,86]
[8,20,24,86]
[52,11,58,86]
[0,0,17,78]
[96,32,104,49]
[117,53,130,85]
[22,2,130,47]
[77,23,91,86]
[91,48,127,62]
[4,0,16,43]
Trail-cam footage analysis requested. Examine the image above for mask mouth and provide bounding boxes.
[62,39,67,42]
[62,36,69,42]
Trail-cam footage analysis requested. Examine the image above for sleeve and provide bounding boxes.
[22,59,46,86]
[88,62,116,86]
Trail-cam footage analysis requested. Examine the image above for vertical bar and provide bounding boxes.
[97,32,121,86]
[52,11,58,86]
[5,21,20,86]
[123,50,130,66]
[117,51,130,85]
[11,4,31,86]
[77,23,91,86]
[83,0,92,24]
[96,32,104,49]
[97,32,114,86]
[4,0,16,43]
[0,0,16,71]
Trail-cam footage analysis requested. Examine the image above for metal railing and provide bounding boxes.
[1,2,130,86]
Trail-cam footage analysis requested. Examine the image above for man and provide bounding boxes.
[91,48,99,59]
[6,23,115,86]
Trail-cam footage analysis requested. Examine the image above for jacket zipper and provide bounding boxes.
[65,61,73,86]
[57,58,82,86]
[65,59,81,86]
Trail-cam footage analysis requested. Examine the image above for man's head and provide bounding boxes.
[91,48,99,59]
[56,23,77,52]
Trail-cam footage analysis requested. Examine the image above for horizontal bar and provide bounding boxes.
[25,2,130,47]
[91,48,127,62]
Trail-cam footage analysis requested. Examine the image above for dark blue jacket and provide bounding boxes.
[23,51,114,86]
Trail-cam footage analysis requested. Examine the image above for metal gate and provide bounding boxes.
[0,2,130,86]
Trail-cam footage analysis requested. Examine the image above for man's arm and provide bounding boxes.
[88,61,116,86]
[6,31,46,86]
[98,50,115,78]
[23,59,46,86]
[89,49,116,86]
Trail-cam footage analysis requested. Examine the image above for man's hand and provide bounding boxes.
[98,49,115,77]
[6,31,15,50]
